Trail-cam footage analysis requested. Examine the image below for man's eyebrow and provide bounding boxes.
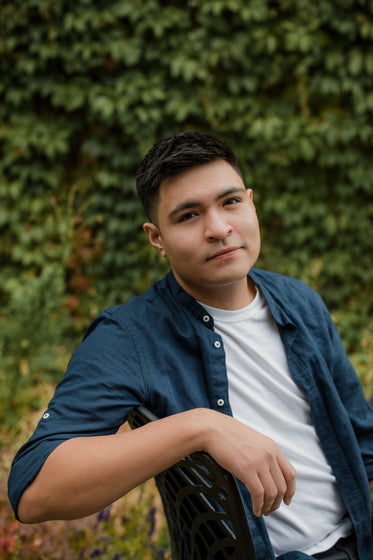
[168,186,246,220]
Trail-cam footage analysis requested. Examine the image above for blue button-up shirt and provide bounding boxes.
[8,269,373,559]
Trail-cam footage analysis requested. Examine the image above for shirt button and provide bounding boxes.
[42,412,50,420]
[202,315,210,323]
[214,341,221,348]
[217,399,225,407]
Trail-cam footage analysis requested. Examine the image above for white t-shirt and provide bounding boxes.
[201,288,352,556]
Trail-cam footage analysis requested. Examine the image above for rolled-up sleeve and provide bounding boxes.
[8,310,148,518]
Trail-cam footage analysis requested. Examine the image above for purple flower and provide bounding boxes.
[97,507,111,523]
[146,506,157,538]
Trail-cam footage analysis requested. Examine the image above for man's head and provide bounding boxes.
[136,131,243,224]
[138,133,260,308]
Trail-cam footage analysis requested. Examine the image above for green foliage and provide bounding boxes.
[1,0,372,408]
[0,264,74,426]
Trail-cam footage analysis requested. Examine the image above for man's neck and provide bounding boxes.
[177,275,257,310]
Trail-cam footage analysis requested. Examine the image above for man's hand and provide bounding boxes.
[196,410,296,517]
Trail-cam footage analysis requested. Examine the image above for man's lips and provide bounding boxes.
[206,246,241,261]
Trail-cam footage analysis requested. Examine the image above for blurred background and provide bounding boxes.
[1,0,372,557]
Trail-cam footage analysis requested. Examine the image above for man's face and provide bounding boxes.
[143,159,261,307]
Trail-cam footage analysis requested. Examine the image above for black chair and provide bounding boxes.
[128,406,257,560]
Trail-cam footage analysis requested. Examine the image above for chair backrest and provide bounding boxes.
[128,406,257,560]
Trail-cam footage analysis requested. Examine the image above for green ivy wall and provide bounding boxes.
[1,0,373,356]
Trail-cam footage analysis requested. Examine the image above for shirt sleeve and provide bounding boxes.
[323,302,373,481]
[8,309,148,518]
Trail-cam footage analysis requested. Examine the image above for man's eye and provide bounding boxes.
[224,197,240,206]
[179,212,197,222]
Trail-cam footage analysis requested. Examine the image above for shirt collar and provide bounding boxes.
[165,268,295,331]
[165,271,215,329]
[249,269,296,329]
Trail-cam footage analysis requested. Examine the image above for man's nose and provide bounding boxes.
[204,211,233,240]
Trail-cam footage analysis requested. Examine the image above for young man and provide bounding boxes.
[8,132,373,559]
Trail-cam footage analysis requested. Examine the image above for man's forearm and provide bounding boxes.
[17,410,204,523]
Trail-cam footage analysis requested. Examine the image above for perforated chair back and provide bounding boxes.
[128,406,257,560]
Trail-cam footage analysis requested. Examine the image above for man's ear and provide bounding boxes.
[246,188,257,212]
[143,223,167,257]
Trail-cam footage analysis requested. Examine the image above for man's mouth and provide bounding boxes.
[206,246,240,261]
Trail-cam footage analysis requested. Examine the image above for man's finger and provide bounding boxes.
[247,473,265,517]
[280,455,296,505]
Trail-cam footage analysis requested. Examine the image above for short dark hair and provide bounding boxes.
[136,131,243,223]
